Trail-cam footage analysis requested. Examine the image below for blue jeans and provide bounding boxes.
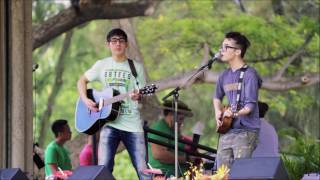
[98,126,150,180]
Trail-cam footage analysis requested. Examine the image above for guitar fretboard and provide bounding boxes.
[99,84,156,107]
[103,92,131,106]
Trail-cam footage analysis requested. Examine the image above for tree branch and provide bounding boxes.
[248,49,317,64]
[181,43,211,88]
[248,52,289,63]
[150,70,319,92]
[272,0,285,16]
[38,31,73,146]
[199,43,210,66]
[32,0,160,50]
[233,0,246,13]
[149,70,220,91]
[273,30,315,80]
[149,32,319,92]
[262,73,320,91]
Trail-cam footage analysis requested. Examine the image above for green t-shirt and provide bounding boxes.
[85,57,146,132]
[45,141,72,176]
[147,119,187,177]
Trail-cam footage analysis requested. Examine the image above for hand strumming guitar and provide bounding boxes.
[216,106,235,134]
[223,108,233,118]
[83,97,98,112]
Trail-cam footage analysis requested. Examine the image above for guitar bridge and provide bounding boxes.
[98,98,104,111]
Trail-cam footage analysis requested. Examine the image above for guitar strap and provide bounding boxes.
[232,64,248,113]
[128,58,139,87]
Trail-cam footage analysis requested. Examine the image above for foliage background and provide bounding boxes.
[32,0,319,179]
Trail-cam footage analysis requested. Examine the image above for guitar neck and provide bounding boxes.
[100,84,157,106]
[103,92,131,105]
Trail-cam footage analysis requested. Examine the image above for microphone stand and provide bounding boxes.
[92,134,98,165]
[162,57,218,178]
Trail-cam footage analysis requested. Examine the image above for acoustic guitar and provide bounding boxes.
[216,106,233,134]
[75,84,157,135]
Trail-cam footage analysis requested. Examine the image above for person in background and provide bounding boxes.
[33,143,45,180]
[44,119,72,179]
[252,101,279,157]
[148,100,198,177]
[79,131,100,166]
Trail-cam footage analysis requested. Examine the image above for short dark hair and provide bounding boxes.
[225,32,250,58]
[106,28,128,42]
[51,119,68,137]
[258,101,269,118]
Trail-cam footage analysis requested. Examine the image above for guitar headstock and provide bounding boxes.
[139,84,157,96]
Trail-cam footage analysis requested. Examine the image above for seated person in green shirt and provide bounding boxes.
[148,100,197,177]
[45,119,72,178]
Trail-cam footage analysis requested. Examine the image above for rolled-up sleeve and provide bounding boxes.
[84,60,103,82]
[243,70,261,111]
[214,75,225,101]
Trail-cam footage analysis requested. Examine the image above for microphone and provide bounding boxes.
[207,52,221,69]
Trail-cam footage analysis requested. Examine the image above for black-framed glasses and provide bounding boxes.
[109,38,127,44]
[220,45,239,51]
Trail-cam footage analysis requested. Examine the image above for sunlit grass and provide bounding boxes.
[113,150,138,180]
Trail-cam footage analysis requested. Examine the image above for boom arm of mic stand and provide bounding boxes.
[199,58,216,71]
[162,86,180,101]
[162,57,217,101]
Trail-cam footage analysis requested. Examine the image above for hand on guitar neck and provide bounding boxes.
[129,89,141,101]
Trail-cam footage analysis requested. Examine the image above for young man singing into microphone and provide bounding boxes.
[213,32,262,169]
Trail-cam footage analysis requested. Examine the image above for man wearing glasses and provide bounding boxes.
[77,28,149,179]
[213,32,262,169]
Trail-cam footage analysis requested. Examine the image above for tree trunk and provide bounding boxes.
[233,0,246,13]
[272,0,284,16]
[38,31,73,147]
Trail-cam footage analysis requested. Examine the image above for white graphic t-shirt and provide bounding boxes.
[85,57,146,132]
